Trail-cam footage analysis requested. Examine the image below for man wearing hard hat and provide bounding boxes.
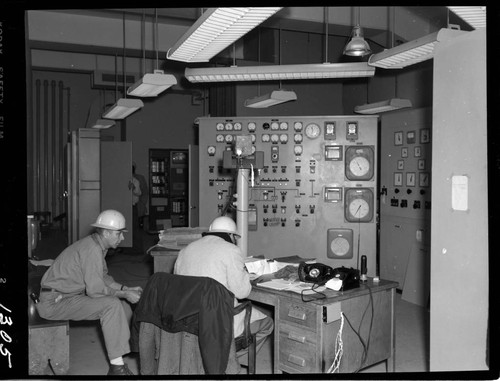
[174,216,273,372]
[36,210,142,376]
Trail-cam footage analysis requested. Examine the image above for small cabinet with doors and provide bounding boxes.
[149,149,189,231]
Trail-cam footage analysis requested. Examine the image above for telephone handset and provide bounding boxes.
[298,262,360,290]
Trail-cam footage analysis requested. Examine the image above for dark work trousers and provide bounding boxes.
[37,291,133,361]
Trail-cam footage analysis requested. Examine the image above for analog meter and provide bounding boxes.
[261,134,270,143]
[216,134,224,142]
[271,122,279,130]
[280,122,288,130]
[294,145,303,155]
[225,123,233,131]
[234,122,242,131]
[207,146,216,156]
[345,188,374,223]
[279,134,288,143]
[294,121,303,131]
[294,134,303,143]
[248,122,256,132]
[216,123,224,131]
[345,146,374,181]
[305,123,321,139]
[225,134,234,143]
[270,134,279,143]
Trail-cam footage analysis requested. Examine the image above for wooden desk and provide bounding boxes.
[248,278,398,374]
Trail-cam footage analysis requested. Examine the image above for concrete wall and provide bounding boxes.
[430,28,488,371]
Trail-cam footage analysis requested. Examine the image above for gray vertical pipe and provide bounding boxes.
[51,80,57,219]
[43,80,49,213]
[35,79,41,212]
[59,81,64,217]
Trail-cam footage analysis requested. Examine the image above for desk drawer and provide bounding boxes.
[279,300,317,329]
[279,323,318,373]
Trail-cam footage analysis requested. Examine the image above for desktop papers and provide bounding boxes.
[256,279,327,295]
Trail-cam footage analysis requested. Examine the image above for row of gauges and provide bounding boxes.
[215,133,302,144]
[213,121,359,141]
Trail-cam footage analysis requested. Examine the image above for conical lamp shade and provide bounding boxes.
[344,25,372,57]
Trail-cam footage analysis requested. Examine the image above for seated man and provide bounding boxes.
[36,210,143,376]
[174,216,273,369]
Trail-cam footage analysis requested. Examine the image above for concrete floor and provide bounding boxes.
[31,227,430,376]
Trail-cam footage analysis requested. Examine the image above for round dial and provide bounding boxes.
[225,123,233,131]
[250,134,256,143]
[279,134,288,143]
[234,122,242,131]
[251,146,256,154]
[294,145,303,155]
[216,123,224,131]
[349,156,370,177]
[349,198,370,219]
[261,134,270,142]
[305,123,320,139]
[294,121,303,131]
[207,146,216,156]
[225,134,233,143]
[280,122,288,130]
[216,134,224,142]
[270,134,279,143]
[294,133,303,143]
[248,122,256,132]
[271,122,279,130]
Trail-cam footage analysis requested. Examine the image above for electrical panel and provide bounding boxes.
[197,116,378,273]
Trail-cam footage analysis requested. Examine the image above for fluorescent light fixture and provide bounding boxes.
[447,6,486,29]
[354,98,412,114]
[245,90,297,108]
[368,28,467,69]
[91,119,116,129]
[343,25,372,57]
[185,62,375,83]
[102,98,144,120]
[166,7,282,63]
[127,70,177,97]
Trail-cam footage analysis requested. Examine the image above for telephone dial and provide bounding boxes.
[298,262,360,291]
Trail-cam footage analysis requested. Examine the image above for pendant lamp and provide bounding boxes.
[343,7,371,57]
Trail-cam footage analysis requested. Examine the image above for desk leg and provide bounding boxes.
[273,300,280,374]
[387,287,396,372]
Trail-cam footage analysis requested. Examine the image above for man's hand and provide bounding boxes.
[124,289,141,304]
[125,286,143,295]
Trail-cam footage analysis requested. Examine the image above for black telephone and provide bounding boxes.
[298,262,360,290]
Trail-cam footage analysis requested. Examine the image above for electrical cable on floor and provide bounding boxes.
[47,359,57,375]
[327,312,344,373]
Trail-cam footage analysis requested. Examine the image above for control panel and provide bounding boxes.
[197,116,378,272]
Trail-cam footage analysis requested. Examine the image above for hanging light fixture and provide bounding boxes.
[166,7,282,63]
[91,118,116,129]
[103,13,143,120]
[244,27,296,108]
[343,7,371,57]
[128,9,177,97]
[446,6,486,29]
[355,7,412,114]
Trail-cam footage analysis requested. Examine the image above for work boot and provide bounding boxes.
[107,363,134,376]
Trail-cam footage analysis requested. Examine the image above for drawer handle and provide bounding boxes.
[287,354,306,367]
[287,309,306,320]
[288,332,306,343]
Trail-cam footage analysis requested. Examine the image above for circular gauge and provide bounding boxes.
[294,145,303,155]
[250,134,256,143]
[345,188,373,223]
[280,122,288,130]
[349,157,370,177]
[216,134,224,142]
[251,146,256,154]
[248,122,256,132]
[261,134,270,142]
[330,237,351,257]
[270,134,279,143]
[216,123,224,131]
[225,134,234,143]
[279,134,288,143]
[294,133,303,143]
[225,123,233,131]
[207,146,216,156]
[294,121,303,131]
[305,123,321,139]
[233,122,242,131]
[270,122,279,130]
[348,198,370,219]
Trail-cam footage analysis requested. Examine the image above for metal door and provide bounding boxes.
[188,145,199,227]
[100,142,133,247]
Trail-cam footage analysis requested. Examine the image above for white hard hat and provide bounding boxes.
[91,210,128,231]
[209,216,240,237]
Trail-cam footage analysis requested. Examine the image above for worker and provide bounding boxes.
[174,216,273,371]
[36,210,143,376]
